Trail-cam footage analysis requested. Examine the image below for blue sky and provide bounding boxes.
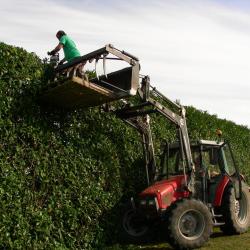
[1,0,250,127]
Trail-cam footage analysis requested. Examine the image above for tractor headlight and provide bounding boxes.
[139,197,159,209]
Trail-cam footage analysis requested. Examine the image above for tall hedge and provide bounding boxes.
[0,42,249,249]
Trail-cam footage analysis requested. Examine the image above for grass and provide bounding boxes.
[106,229,250,250]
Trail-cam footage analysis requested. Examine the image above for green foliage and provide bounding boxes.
[0,42,249,249]
[0,42,146,249]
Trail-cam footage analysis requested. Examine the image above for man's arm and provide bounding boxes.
[49,43,63,55]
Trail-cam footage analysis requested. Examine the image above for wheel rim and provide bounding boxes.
[123,209,148,237]
[178,209,205,240]
[234,192,248,224]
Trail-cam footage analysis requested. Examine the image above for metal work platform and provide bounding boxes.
[40,44,140,109]
[39,76,116,109]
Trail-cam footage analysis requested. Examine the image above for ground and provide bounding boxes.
[106,229,250,250]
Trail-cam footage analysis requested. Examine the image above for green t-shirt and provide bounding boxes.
[59,35,81,62]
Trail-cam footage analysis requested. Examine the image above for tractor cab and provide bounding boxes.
[159,140,237,179]
[137,139,242,219]
[144,140,242,208]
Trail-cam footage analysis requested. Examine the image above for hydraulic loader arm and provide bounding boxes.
[115,75,195,190]
[141,77,194,176]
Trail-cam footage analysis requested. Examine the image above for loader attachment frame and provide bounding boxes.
[55,44,140,96]
[40,45,140,108]
[115,75,195,189]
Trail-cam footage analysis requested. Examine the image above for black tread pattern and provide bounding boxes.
[220,183,250,235]
[166,199,213,250]
[119,202,155,244]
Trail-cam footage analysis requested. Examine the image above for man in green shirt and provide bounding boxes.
[48,30,81,65]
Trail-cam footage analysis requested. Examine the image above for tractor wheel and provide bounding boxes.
[119,203,153,243]
[220,183,250,235]
[166,199,213,250]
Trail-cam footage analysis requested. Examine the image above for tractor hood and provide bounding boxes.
[139,175,190,209]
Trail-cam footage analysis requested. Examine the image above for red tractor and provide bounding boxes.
[117,76,250,249]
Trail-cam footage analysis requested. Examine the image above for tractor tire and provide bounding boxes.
[166,199,213,250]
[220,183,250,235]
[119,202,154,244]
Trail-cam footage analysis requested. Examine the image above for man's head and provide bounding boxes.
[56,30,66,40]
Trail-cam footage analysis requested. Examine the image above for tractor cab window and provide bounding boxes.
[192,150,201,171]
[221,144,236,176]
[169,148,185,173]
[191,146,220,179]
[160,146,185,178]
[201,147,221,178]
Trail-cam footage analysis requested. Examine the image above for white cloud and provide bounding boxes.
[0,0,250,127]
